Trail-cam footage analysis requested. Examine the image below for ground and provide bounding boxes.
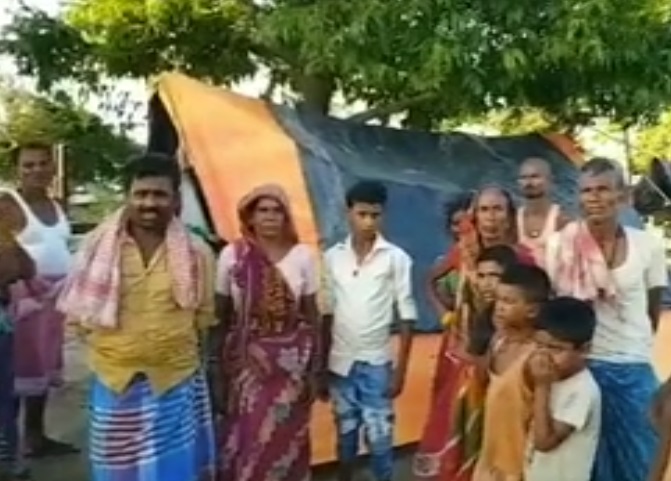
[29,314,671,481]
[29,331,414,481]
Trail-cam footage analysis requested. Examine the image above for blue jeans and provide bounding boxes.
[330,361,394,481]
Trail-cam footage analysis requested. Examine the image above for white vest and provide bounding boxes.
[3,189,72,277]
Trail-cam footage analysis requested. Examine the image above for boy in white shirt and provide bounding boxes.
[526,297,602,481]
[320,181,417,481]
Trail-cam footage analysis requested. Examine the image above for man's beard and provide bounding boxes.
[522,190,545,200]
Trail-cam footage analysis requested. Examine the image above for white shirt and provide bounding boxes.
[323,236,418,376]
[2,189,71,277]
[525,369,602,481]
[545,227,667,363]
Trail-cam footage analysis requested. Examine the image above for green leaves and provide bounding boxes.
[0,85,139,183]
[0,7,96,91]
[2,0,671,127]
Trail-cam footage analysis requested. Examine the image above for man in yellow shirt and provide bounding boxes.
[58,154,217,481]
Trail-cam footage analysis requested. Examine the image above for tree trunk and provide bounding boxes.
[347,92,435,124]
[403,106,435,130]
[294,72,335,115]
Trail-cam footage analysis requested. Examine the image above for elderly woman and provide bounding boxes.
[213,184,321,481]
[414,186,534,481]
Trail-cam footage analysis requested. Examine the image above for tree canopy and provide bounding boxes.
[0,84,140,183]
[2,0,671,129]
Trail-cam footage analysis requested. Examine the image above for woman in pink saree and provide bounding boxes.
[213,184,321,481]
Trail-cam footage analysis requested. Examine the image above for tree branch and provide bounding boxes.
[346,92,436,123]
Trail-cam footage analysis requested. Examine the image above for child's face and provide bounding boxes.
[493,283,538,330]
[475,260,504,304]
[534,330,587,378]
[448,209,467,239]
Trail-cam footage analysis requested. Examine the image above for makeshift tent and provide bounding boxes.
[147,73,588,332]
[146,73,665,464]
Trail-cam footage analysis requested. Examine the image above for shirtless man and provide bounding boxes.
[0,143,76,458]
[517,157,570,266]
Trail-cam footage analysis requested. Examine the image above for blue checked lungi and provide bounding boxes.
[89,370,216,481]
[589,360,659,481]
[330,361,394,481]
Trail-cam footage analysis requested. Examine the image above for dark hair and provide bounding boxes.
[10,142,53,164]
[536,297,596,347]
[345,181,388,208]
[122,153,181,192]
[580,157,626,190]
[499,263,552,303]
[444,192,474,222]
[476,245,518,270]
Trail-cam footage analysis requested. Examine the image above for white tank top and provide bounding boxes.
[3,189,72,277]
[517,204,560,266]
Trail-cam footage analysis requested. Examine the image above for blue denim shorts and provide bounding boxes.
[330,361,394,481]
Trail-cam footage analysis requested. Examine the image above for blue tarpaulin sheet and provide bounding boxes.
[272,107,596,331]
[148,88,662,332]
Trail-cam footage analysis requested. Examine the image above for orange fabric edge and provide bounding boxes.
[542,133,585,166]
[154,72,319,250]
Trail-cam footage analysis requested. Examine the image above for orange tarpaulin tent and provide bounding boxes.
[148,72,584,464]
[152,72,583,248]
[155,72,320,249]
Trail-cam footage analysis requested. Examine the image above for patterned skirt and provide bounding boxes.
[219,329,313,481]
[413,344,485,481]
[11,276,65,396]
[89,371,216,481]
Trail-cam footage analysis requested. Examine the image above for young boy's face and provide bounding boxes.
[475,260,505,304]
[347,202,383,240]
[493,283,538,330]
[534,330,587,378]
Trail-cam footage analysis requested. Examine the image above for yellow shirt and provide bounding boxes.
[83,237,216,395]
